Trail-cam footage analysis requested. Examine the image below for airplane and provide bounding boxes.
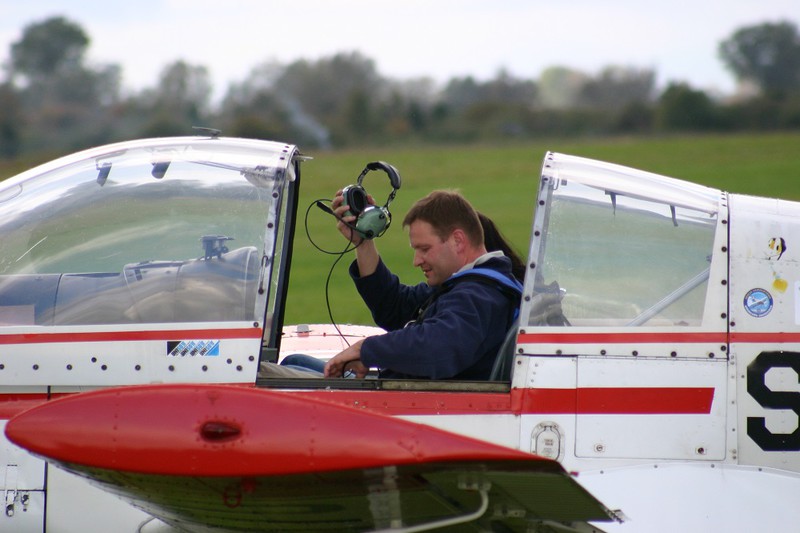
[1,134,799,532]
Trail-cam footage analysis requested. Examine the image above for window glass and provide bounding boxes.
[0,141,289,326]
[529,174,717,328]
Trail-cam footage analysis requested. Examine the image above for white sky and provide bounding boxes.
[1,0,798,100]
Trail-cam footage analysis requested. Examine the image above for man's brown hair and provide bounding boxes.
[402,190,484,247]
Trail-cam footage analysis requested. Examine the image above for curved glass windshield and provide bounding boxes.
[526,153,719,328]
[0,138,294,326]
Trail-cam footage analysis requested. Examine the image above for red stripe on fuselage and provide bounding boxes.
[514,387,715,414]
[0,393,73,418]
[290,387,715,416]
[518,331,800,344]
[0,386,715,421]
[0,327,262,345]
[517,331,727,344]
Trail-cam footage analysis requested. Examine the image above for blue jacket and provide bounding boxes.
[350,256,521,380]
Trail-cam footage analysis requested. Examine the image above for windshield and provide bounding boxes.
[0,138,295,326]
[524,153,720,328]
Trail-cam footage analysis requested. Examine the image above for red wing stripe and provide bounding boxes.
[0,327,262,345]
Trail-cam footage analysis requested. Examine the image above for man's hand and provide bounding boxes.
[343,360,370,379]
[332,189,380,277]
[324,339,368,378]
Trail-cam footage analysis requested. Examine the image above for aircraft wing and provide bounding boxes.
[6,384,618,532]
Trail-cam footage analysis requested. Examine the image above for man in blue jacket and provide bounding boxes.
[323,190,522,380]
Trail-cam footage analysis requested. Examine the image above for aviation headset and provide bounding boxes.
[340,161,402,239]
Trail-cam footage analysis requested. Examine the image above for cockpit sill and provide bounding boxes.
[256,376,511,393]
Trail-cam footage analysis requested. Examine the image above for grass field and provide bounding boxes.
[3,132,800,325]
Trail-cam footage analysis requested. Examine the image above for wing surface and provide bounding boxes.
[7,384,618,532]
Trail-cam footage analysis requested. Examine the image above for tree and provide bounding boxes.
[578,66,656,110]
[7,16,121,153]
[719,20,800,96]
[272,52,383,144]
[655,83,718,131]
[137,61,212,136]
[9,16,89,86]
[218,61,331,147]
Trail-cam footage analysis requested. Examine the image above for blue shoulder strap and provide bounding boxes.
[445,267,523,320]
[447,267,524,294]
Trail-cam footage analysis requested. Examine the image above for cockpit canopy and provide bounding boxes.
[523,152,723,328]
[0,137,297,326]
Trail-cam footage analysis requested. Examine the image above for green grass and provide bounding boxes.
[4,132,800,326]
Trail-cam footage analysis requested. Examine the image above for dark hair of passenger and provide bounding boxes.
[478,212,526,283]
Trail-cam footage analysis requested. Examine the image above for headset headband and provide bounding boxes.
[356,161,401,208]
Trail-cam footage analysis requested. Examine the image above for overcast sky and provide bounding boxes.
[1,0,798,100]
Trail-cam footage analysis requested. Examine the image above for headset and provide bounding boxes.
[339,161,402,239]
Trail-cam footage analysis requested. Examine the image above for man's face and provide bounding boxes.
[408,220,461,286]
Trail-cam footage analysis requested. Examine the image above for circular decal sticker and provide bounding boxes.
[744,288,773,318]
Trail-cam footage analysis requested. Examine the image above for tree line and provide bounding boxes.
[1,16,799,159]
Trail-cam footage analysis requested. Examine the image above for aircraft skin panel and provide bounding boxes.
[0,325,263,387]
[728,192,800,474]
[6,384,617,531]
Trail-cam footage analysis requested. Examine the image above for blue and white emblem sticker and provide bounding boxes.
[167,340,220,356]
[744,288,773,318]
